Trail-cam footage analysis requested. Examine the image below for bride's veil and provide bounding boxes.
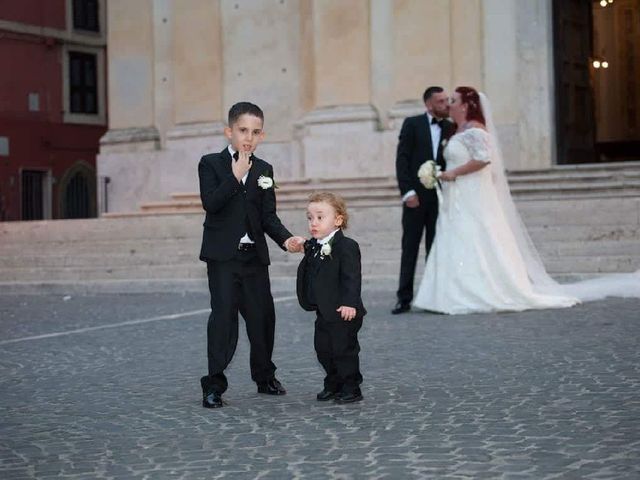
[478,93,640,301]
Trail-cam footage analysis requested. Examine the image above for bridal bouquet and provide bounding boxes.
[418,160,441,189]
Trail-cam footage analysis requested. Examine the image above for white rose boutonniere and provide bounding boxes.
[417,160,441,189]
[257,174,277,190]
[320,243,332,258]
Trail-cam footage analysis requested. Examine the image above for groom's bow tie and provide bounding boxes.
[431,117,444,128]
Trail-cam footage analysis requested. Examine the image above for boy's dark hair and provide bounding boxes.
[228,102,264,126]
[423,86,444,103]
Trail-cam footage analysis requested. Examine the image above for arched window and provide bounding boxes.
[59,162,96,219]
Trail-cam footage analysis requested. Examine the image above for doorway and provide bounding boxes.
[553,0,640,164]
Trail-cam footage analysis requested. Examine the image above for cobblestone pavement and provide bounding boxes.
[1,288,639,479]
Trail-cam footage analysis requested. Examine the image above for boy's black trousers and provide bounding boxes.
[314,312,363,393]
[203,249,277,394]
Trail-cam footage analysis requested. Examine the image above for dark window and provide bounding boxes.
[73,0,100,32]
[21,170,44,221]
[64,172,91,219]
[69,52,98,114]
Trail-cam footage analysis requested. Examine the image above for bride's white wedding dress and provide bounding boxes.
[412,128,579,314]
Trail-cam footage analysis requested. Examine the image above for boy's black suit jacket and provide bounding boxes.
[198,148,292,265]
[395,114,455,201]
[296,230,367,322]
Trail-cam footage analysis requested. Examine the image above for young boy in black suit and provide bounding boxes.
[198,102,305,408]
[296,192,366,404]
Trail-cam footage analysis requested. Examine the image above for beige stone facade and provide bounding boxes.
[99,0,556,214]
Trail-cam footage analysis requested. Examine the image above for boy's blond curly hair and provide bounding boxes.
[308,192,349,230]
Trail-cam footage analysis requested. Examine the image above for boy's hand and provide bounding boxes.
[284,236,306,253]
[232,151,252,182]
[337,306,357,321]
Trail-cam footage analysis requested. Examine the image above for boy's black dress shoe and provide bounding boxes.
[316,389,337,401]
[201,376,223,408]
[391,302,411,314]
[334,390,363,404]
[202,390,223,408]
[257,378,286,395]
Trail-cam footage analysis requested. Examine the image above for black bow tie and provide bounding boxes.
[304,239,321,255]
[431,117,444,127]
[232,151,253,160]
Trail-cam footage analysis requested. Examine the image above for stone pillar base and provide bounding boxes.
[99,127,160,154]
[295,104,387,179]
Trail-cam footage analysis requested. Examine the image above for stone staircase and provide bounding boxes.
[122,161,640,215]
[1,162,639,294]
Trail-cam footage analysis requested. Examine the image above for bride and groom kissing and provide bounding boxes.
[393,85,639,316]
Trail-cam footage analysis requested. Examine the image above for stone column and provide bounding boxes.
[297,0,380,179]
[483,0,555,171]
[450,0,483,89]
[385,0,453,177]
[101,0,159,152]
[152,0,174,149]
[166,0,225,154]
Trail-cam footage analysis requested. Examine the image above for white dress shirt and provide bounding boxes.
[228,145,253,244]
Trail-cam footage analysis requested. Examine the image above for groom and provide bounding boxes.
[392,86,455,314]
[198,102,305,408]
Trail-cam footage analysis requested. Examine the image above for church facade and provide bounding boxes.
[98,0,639,214]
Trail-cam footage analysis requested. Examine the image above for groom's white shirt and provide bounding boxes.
[401,112,443,203]
[228,145,254,244]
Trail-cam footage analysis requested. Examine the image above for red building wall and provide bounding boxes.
[0,1,106,221]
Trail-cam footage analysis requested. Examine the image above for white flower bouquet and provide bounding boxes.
[417,160,441,189]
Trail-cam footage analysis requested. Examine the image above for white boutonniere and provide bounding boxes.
[320,242,332,258]
[441,138,448,148]
[257,174,277,190]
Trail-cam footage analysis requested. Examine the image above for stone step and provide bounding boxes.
[1,251,636,283]
[1,238,637,272]
[131,162,640,215]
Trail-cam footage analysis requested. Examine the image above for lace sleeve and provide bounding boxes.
[462,128,491,162]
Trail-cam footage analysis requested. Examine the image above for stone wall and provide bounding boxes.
[99,0,557,214]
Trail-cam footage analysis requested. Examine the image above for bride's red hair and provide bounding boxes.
[456,87,486,126]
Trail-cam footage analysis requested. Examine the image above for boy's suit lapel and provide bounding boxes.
[245,160,259,195]
[316,230,343,277]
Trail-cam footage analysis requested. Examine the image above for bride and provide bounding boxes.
[412,86,639,315]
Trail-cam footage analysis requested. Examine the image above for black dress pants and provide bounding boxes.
[203,249,276,394]
[314,312,363,394]
[397,198,438,304]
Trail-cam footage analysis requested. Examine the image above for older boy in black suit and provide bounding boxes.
[297,192,366,404]
[198,102,305,408]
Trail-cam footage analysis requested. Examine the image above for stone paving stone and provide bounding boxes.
[1,291,639,479]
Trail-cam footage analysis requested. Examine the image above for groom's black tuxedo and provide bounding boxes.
[199,147,292,395]
[395,114,455,305]
[296,230,366,394]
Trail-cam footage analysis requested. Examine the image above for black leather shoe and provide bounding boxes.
[202,390,223,408]
[391,302,411,314]
[334,391,363,404]
[316,389,337,401]
[200,375,223,408]
[257,378,286,395]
